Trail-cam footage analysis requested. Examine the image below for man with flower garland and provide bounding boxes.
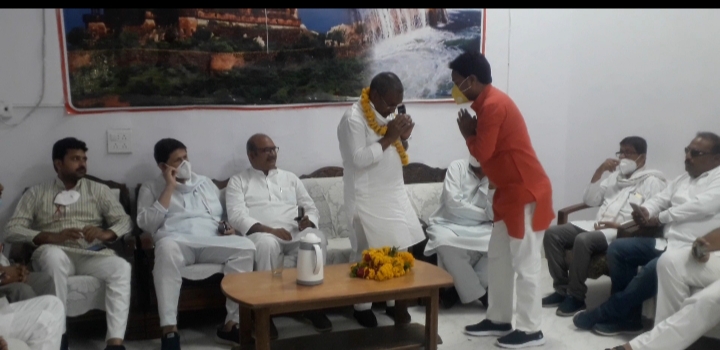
[337,72,425,328]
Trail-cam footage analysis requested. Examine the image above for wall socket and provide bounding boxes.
[107,129,132,154]
[0,101,12,120]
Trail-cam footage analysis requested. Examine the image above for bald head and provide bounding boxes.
[246,133,278,174]
[369,72,404,117]
[370,72,404,96]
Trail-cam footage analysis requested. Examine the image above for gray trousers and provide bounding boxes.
[0,272,55,303]
[543,223,608,300]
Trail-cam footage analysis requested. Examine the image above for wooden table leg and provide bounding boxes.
[239,307,252,348]
[255,308,271,350]
[425,289,439,350]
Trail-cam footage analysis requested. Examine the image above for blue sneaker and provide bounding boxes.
[573,310,602,330]
[496,330,545,349]
[556,296,586,317]
[593,321,644,336]
[464,319,513,337]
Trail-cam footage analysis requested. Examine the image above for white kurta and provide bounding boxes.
[0,295,65,350]
[424,159,494,256]
[137,173,255,251]
[337,101,425,252]
[643,165,720,251]
[226,168,319,238]
[571,168,667,243]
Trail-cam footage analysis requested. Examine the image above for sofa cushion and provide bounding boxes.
[405,183,443,223]
[302,178,350,239]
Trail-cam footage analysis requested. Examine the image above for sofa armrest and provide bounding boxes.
[557,203,591,225]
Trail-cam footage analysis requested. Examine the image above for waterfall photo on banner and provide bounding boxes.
[58,9,485,113]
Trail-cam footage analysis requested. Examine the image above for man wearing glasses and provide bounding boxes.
[574,132,720,337]
[4,137,133,350]
[226,133,331,339]
[543,137,667,317]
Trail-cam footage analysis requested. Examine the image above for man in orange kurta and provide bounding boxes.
[449,51,554,349]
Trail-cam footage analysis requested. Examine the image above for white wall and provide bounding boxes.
[2,9,720,229]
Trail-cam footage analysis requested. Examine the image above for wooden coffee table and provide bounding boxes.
[221,261,453,350]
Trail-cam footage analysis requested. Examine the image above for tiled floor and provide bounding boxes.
[68,262,647,349]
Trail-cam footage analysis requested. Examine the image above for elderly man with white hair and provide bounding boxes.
[424,156,494,309]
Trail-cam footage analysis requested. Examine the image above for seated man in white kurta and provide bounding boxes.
[137,138,256,350]
[226,133,331,339]
[424,156,494,309]
[5,137,132,350]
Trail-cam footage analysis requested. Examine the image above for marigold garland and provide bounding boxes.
[360,87,409,166]
[349,246,415,281]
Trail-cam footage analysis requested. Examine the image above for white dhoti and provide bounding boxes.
[0,295,65,350]
[249,229,327,271]
[153,235,255,326]
[629,247,720,350]
[426,223,492,303]
[31,245,131,341]
[487,203,544,333]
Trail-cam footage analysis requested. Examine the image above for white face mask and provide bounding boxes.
[618,158,638,176]
[54,190,81,206]
[176,160,192,180]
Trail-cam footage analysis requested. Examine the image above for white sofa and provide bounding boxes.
[300,177,444,264]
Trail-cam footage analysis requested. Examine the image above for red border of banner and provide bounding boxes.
[57,9,487,115]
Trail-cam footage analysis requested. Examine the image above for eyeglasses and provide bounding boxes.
[257,147,279,154]
[685,147,716,158]
[615,151,638,158]
[379,94,399,112]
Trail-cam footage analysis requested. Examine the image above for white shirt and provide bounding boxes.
[225,168,319,236]
[429,159,494,229]
[137,173,255,250]
[573,168,667,242]
[337,101,425,249]
[643,165,720,250]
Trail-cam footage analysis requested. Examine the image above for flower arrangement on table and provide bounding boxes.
[349,246,415,281]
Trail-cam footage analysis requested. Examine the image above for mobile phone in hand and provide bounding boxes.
[629,203,642,213]
[398,105,406,115]
[295,207,305,222]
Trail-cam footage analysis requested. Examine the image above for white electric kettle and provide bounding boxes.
[296,233,324,286]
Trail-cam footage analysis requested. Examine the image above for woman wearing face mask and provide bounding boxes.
[449,51,554,348]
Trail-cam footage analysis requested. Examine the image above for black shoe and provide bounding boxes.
[440,287,460,309]
[593,321,644,336]
[353,309,378,328]
[216,324,240,345]
[303,311,333,333]
[496,330,545,348]
[541,292,565,307]
[61,334,68,350]
[573,310,602,330]
[464,319,513,337]
[556,296,586,317]
[386,306,411,325]
[104,346,126,350]
[479,290,489,308]
[161,332,181,350]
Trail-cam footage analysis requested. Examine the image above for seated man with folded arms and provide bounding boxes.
[226,134,330,340]
[606,226,720,350]
[137,138,256,350]
[542,136,666,316]
[4,137,133,350]
[424,156,494,309]
[574,132,720,336]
